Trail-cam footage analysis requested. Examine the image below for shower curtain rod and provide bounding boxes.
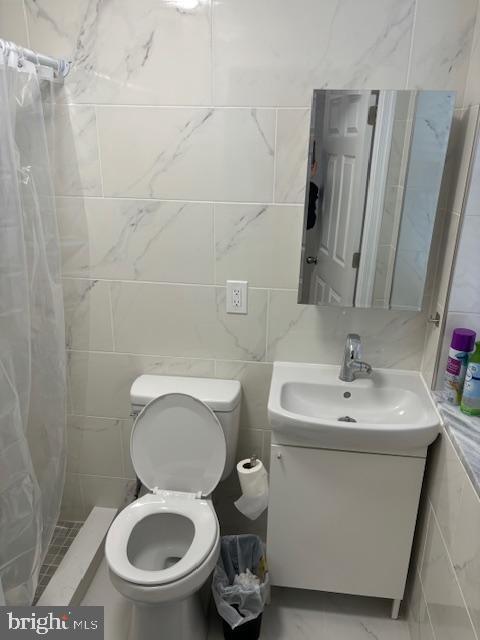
[0,38,70,77]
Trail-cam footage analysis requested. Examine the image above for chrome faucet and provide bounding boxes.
[339,333,372,382]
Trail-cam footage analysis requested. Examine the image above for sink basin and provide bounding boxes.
[268,362,441,453]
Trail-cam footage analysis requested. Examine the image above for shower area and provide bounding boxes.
[0,39,71,605]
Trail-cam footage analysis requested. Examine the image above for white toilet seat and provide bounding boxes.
[106,492,218,587]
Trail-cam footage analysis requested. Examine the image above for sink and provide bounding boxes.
[268,362,441,453]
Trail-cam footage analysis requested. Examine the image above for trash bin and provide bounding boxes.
[212,535,269,640]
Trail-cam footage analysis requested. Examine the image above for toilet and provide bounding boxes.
[105,375,241,640]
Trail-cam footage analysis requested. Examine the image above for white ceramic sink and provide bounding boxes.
[268,362,441,453]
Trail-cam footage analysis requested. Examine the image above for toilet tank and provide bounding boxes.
[130,375,241,479]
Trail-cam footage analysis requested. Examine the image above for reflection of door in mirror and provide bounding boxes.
[303,90,376,306]
[298,89,455,310]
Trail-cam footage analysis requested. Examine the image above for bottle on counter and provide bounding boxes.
[461,341,480,417]
[444,328,476,405]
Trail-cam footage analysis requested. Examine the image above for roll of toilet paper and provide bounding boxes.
[236,458,268,497]
[234,458,269,520]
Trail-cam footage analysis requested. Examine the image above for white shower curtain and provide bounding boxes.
[0,48,66,605]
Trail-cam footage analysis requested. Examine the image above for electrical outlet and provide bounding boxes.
[226,280,248,314]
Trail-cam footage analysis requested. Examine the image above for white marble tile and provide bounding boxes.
[372,245,392,307]
[426,434,467,555]
[421,509,477,640]
[81,559,132,640]
[407,570,436,640]
[214,204,303,289]
[111,282,268,361]
[274,109,310,204]
[380,186,403,246]
[0,0,29,46]
[408,0,476,102]
[266,290,426,369]
[399,189,439,254]
[25,0,212,105]
[464,13,480,107]
[213,0,414,106]
[57,197,214,284]
[440,107,479,215]
[406,93,455,192]
[80,476,135,514]
[388,119,413,189]
[67,350,215,418]
[210,588,411,640]
[450,216,480,314]
[390,250,428,311]
[60,473,86,521]
[236,427,264,463]
[451,478,480,637]
[62,278,113,351]
[120,418,135,480]
[67,415,124,477]
[215,360,273,429]
[44,105,102,197]
[97,107,275,202]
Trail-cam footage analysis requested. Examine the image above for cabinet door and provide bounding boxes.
[267,444,425,599]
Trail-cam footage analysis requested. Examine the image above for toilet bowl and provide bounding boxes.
[106,492,219,603]
[105,377,241,640]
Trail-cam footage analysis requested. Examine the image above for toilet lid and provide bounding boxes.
[130,393,226,497]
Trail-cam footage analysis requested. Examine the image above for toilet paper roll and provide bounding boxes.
[234,458,269,520]
[236,458,268,497]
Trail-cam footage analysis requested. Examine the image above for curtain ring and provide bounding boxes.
[17,47,24,69]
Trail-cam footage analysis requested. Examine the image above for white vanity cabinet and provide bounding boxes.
[266,443,425,601]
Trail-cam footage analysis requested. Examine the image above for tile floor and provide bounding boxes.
[82,558,411,640]
[34,520,83,603]
[208,587,411,640]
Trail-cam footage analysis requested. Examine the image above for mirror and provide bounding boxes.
[298,89,455,310]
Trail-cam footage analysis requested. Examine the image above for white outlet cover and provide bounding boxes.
[226,280,248,314]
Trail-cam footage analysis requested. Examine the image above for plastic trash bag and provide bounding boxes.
[212,535,270,630]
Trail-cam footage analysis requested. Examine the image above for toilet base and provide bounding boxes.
[128,592,207,640]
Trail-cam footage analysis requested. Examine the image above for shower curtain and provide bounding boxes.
[0,48,66,604]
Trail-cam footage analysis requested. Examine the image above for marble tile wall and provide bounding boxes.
[407,431,480,640]
[2,0,478,537]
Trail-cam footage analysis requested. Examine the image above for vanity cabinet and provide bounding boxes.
[267,443,425,600]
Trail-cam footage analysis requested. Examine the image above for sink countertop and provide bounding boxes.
[434,392,480,499]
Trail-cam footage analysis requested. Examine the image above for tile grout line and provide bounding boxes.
[212,201,217,285]
[405,0,418,88]
[61,275,297,292]
[107,281,116,352]
[417,504,432,575]
[415,566,439,640]
[265,289,271,362]
[93,105,106,198]
[210,0,215,106]
[272,108,279,203]
[56,103,311,110]
[55,194,304,207]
